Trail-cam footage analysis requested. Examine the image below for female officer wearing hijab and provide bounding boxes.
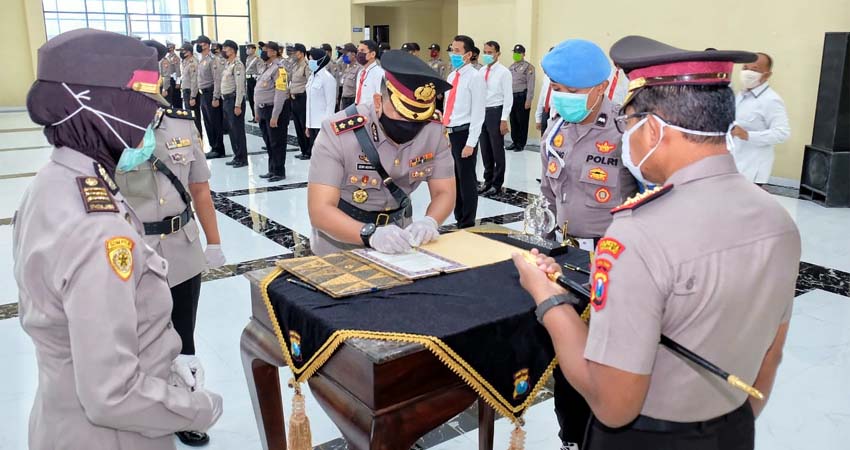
[305,47,338,157]
[15,29,222,450]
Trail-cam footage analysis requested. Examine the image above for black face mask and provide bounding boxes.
[379,114,426,144]
[260,50,269,61]
[195,44,203,53]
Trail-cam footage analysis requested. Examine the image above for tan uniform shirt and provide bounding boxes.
[340,62,359,98]
[308,104,455,255]
[159,56,177,80]
[220,58,246,104]
[245,54,263,78]
[585,154,800,422]
[289,59,310,95]
[510,59,535,95]
[327,59,343,84]
[253,58,289,118]
[429,58,448,80]
[197,53,224,99]
[180,57,198,99]
[13,148,218,450]
[115,110,210,287]
[166,52,181,79]
[540,99,638,238]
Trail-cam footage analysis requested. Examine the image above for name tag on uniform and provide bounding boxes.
[357,163,376,171]
[166,137,192,150]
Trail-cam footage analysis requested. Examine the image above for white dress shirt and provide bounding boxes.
[535,75,556,124]
[444,63,486,147]
[306,68,338,129]
[354,61,385,105]
[732,83,791,183]
[480,63,513,120]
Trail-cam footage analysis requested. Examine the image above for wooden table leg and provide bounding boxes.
[241,321,288,450]
[478,398,495,450]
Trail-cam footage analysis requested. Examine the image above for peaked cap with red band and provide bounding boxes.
[381,50,453,122]
[36,28,169,106]
[609,36,757,107]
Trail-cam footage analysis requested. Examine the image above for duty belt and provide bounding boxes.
[143,206,193,236]
[337,200,412,226]
[446,123,470,134]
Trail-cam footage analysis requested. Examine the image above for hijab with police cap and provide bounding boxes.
[26,29,168,174]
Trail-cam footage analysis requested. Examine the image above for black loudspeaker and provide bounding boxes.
[812,32,850,151]
[799,145,850,207]
[800,33,850,207]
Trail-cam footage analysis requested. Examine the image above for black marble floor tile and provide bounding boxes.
[763,184,800,199]
[210,193,314,257]
[246,123,300,148]
[796,262,850,298]
[0,303,18,320]
[215,182,308,198]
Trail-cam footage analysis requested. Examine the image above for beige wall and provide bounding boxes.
[364,0,456,63]
[3,0,45,107]
[255,0,357,46]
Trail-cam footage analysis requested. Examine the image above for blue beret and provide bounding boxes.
[542,39,611,89]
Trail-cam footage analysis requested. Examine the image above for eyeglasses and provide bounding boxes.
[614,112,651,133]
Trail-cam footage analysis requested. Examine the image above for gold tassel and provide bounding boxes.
[287,379,312,450]
[506,422,526,450]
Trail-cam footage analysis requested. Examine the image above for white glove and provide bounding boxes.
[196,389,224,431]
[204,244,226,268]
[405,216,440,247]
[369,225,414,254]
[170,354,205,390]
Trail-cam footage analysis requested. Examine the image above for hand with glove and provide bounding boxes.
[169,354,205,391]
[405,216,440,247]
[369,225,415,254]
[204,244,226,269]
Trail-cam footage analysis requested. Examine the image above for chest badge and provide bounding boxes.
[352,189,369,204]
[595,187,611,203]
[588,167,608,182]
[596,140,616,153]
[553,134,564,148]
[548,161,558,174]
[166,137,192,150]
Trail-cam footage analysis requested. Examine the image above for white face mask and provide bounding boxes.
[739,69,764,90]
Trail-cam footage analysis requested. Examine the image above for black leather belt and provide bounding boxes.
[337,200,412,226]
[447,123,470,134]
[143,207,193,236]
[627,402,750,433]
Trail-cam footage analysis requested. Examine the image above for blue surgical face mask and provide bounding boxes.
[449,53,465,69]
[550,89,600,123]
[481,54,495,66]
[117,125,157,172]
[342,54,351,64]
[308,60,319,72]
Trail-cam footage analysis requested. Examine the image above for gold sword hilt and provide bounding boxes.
[726,375,764,400]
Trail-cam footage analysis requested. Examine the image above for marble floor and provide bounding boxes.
[0,109,849,450]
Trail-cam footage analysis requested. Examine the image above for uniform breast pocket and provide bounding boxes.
[345,173,383,207]
[544,158,563,180]
[115,165,157,201]
[580,162,619,209]
[166,147,196,178]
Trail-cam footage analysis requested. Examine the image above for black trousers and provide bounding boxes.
[436,95,444,114]
[584,402,755,450]
[449,129,478,228]
[307,127,320,156]
[540,109,551,137]
[222,94,248,163]
[554,367,592,445]
[480,106,506,189]
[170,273,202,355]
[257,104,288,176]
[288,93,309,156]
[200,88,225,155]
[509,90,530,149]
[182,89,202,135]
[247,77,257,121]
[168,78,182,109]
[339,96,355,111]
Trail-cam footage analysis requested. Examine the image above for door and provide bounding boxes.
[182,15,204,44]
[373,25,390,47]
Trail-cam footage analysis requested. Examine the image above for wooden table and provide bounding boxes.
[241,268,496,450]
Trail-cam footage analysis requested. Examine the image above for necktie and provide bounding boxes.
[485,66,491,82]
[544,85,553,112]
[442,71,461,126]
[356,68,368,104]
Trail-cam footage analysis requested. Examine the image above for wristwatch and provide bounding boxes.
[360,223,377,247]
[535,293,580,324]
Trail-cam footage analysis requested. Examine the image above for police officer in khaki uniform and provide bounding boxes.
[194,35,227,159]
[16,29,222,450]
[507,44,535,151]
[118,40,228,446]
[180,42,202,134]
[514,36,800,450]
[338,43,359,110]
[166,42,183,107]
[308,50,456,256]
[245,43,262,123]
[538,39,638,449]
[427,43,448,112]
[289,43,312,160]
[220,39,248,167]
[254,41,289,181]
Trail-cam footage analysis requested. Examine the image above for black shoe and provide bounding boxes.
[268,175,287,182]
[296,154,311,160]
[259,173,272,179]
[513,147,524,152]
[505,144,517,150]
[482,186,499,196]
[232,160,248,168]
[262,146,267,150]
[477,183,492,194]
[205,151,225,159]
[176,431,210,447]
[225,159,237,166]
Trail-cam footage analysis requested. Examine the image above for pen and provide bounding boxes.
[287,278,318,292]
[563,263,591,276]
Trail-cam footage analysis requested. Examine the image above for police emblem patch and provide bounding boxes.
[553,134,564,148]
[106,237,134,281]
[596,238,625,259]
[289,331,303,362]
[588,167,608,182]
[352,189,369,204]
[595,187,611,203]
[596,140,616,153]
[591,265,609,312]
[548,161,558,174]
[513,369,530,399]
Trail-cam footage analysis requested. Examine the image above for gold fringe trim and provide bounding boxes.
[260,268,557,424]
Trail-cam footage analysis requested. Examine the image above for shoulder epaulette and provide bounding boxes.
[610,184,673,215]
[332,114,368,135]
[430,110,443,123]
[76,176,119,214]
